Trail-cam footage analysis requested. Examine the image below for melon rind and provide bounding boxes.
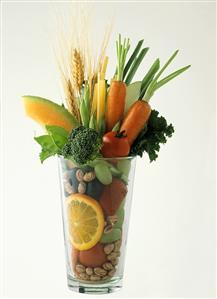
[22,95,79,132]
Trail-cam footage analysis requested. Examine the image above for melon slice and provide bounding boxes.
[22,95,79,132]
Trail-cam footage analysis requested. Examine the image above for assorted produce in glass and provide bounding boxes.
[58,156,136,292]
[23,16,190,293]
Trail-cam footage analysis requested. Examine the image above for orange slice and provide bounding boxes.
[66,194,104,251]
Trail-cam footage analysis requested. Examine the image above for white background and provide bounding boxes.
[2,1,216,298]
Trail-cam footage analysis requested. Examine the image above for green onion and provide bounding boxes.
[154,50,179,82]
[123,39,144,80]
[116,34,130,81]
[144,80,156,100]
[140,58,160,98]
[144,50,191,101]
[125,47,149,85]
[154,65,191,90]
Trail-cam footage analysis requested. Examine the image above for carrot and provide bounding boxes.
[120,100,151,145]
[105,35,130,132]
[105,80,126,131]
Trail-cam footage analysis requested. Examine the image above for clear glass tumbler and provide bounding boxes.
[58,156,136,294]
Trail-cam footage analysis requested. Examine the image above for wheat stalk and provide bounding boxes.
[96,23,113,75]
[56,58,81,121]
[71,48,84,95]
[53,3,112,125]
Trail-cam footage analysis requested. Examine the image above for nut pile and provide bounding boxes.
[75,169,96,194]
[74,240,122,282]
[63,168,96,195]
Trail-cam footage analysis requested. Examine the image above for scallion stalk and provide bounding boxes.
[139,58,160,98]
[125,47,149,85]
[154,65,191,90]
[144,50,191,101]
[123,39,144,80]
[116,34,130,81]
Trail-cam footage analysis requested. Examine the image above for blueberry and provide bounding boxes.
[86,178,104,200]
[68,167,79,192]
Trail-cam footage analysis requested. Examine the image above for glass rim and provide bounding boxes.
[58,155,136,161]
[95,156,136,161]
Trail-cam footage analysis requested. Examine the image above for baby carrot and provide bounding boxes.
[105,35,130,131]
[120,100,151,145]
[105,80,126,131]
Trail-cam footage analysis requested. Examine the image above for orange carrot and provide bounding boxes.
[120,100,151,145]
[105,80,126,131]
[105,35,130,132]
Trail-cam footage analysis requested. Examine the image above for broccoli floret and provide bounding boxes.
[61,126,102,165]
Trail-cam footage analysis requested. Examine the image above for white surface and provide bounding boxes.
[2,1,216,298]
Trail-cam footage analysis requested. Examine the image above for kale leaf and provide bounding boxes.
[130,110,174,162]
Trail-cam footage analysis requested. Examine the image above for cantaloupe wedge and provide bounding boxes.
[22,95,79,132]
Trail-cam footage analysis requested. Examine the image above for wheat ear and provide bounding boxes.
[71,48,84,95]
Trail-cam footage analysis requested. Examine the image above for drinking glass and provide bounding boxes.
[58,156,136,294]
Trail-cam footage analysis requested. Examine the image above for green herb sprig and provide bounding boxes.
[34,126,69,162]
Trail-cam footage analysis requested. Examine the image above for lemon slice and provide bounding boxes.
[66,194,104,251]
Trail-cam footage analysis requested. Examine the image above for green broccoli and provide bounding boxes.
[61,126,102,165]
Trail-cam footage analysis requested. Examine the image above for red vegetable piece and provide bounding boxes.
[79,243,107,267]
[101,131,130,158]
[71,246,79,270]
[99,178,127,216]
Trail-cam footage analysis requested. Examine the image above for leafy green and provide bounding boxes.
[130,110,174,162]
[34,135,58,162]
[61,126,102,165]
[34,125,69,163]
[45,125,68,138]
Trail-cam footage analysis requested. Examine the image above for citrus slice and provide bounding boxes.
[66,193,104,250]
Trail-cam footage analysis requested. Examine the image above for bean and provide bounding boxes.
[100,228,122,243]
[117,160,131,177]
[94,163,112,185]
[113,207,125,229]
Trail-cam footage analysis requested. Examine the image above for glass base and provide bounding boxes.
[67,275,123,294]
